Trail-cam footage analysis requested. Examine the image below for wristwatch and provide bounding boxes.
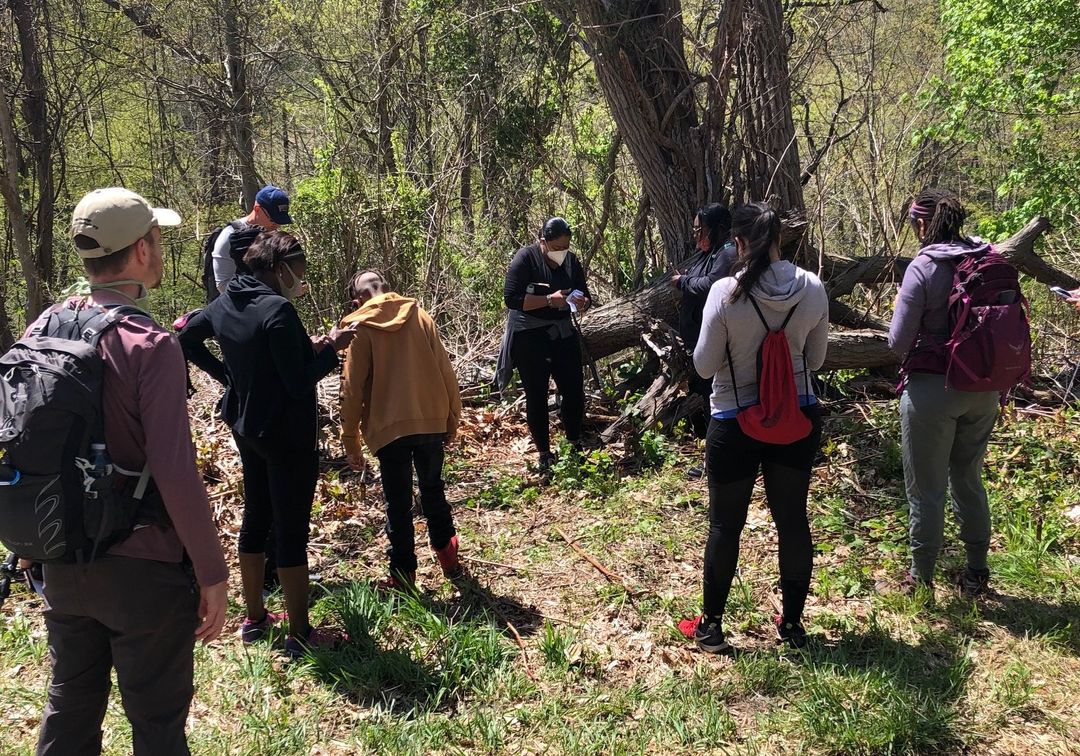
[546,294,553,307]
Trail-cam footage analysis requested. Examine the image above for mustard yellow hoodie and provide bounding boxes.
[340,293,461,456]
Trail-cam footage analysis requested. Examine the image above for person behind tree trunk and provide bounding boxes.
[179,230,356,659]
[34,188,228,755]
[496,217,592,472]
[339,271,464,591]
[671,203,738,463]
[681,202,829,654]
[883,187,1000,598]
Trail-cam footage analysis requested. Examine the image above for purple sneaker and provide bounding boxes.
[240,610,286,645]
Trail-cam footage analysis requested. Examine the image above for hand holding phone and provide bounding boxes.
[1050,286,1073,300]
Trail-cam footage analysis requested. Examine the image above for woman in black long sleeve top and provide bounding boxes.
[672,203,736,440]
[501,217,592,470]
[179,230,354,656]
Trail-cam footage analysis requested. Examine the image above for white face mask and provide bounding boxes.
[276,262,306,300]
[545,245,570,266]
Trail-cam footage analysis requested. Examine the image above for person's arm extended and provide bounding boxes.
[887,261,928,357]
[137,333,229,590]
[339,332,370,462]
[177,308,228,385]
[212,226,236,293]
[266,301,339,399]
[693,284,729,379]
[804,284,830,371]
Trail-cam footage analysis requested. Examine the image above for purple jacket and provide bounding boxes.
[887,238,991,373]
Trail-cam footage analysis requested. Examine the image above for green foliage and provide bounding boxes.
[929,0,1080,233]
[550,442,619,498]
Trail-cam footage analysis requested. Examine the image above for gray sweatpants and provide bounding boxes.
[900,373,999,580]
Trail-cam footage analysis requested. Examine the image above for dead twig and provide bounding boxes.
[554,525,626,585]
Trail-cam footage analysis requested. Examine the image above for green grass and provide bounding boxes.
[2,403,1079,753]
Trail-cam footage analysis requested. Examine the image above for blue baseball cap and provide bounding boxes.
[254,185,293,225]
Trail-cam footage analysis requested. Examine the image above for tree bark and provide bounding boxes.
[11,0,53,316]
[733,0,804,213]
[0,65,42,320]
[223,2,259,210]
[572,0,704,264]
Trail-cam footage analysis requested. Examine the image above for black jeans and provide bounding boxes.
[702,404,823,624]
[37,557,199,756]
[511,328,585,454]
[234,432,318,568]
[375,434,455,574]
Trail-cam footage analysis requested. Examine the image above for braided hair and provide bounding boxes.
[728,202,781,303]
[908,187,969,245]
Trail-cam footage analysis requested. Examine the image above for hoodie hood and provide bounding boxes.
[749,260,813,311]
[918,237,991,261]
[226,273,281,303]
[342,292,417,332]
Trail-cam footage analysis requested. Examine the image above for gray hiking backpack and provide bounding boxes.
[0,304,167,562]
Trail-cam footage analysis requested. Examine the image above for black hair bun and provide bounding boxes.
[540,216,572,241]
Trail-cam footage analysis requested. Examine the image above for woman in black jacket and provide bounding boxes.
[179,230,355,658]
[672,204,736,441]
[497,217,591,471]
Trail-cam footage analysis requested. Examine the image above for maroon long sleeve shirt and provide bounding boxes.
[27,292,228,587]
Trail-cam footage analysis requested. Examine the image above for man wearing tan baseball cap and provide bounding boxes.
[30,187,228,756]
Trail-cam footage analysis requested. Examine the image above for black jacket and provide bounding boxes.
[503,244,592,321]
[178,274,339,442]
[678,241,737,350]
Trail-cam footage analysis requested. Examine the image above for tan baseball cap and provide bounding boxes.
[70,187,182,259]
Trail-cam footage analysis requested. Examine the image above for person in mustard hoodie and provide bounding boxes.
[340,270,463,590]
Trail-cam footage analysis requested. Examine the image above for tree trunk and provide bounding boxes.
[11,0,53,316]
[572,0,705,264]
[0,66,42,321]
[223,3,259,210]
[734,0,804,213]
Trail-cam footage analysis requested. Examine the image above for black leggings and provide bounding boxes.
[511,328,585,454]
[234,432,318,568]
[702,405,822,624]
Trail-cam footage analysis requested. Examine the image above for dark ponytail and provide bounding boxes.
[728,202,781,303]
[909,187,968,245]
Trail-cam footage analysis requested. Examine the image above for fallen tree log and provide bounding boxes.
[579,215,1061,367]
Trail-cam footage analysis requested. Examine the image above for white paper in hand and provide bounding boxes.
[568,289,586,313]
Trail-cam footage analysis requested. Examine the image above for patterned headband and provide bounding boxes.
[908,200,935,220]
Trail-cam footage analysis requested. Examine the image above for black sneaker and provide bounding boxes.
[678,615,731,654]
[686,466,704,480]
[537,451,557,473]
[775,616,808,649]
[956,567,991,598]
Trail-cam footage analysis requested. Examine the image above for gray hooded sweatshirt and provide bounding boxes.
[694,261,830,416]
[887,238,991,373]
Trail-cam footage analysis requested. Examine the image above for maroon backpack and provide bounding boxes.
[726,299,812,444]
[944,248,1031,393]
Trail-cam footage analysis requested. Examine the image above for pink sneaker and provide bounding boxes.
[240,610,287,645]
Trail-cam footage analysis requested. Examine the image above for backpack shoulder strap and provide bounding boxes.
[80,305,147,347]
[42,303,148,347]
[747,297,799,332]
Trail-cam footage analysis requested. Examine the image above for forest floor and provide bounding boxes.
[2,378,1080,755]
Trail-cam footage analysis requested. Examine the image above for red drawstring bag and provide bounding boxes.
[726,299,812,444]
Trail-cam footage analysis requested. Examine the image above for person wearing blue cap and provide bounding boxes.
[204,185,293,299]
